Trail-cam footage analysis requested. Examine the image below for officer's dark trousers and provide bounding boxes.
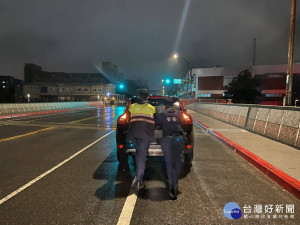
[161,136,185,188]
[135,138,150,182]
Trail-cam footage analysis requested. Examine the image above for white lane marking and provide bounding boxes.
[117,177,137,225]
[0,130,114,205]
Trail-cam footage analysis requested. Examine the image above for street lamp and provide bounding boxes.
[27,93,31,102]
[172,53,190,72]
[172,53,192,99]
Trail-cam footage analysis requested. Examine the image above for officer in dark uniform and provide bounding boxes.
[128,97,156,191]
[156,99,185,200]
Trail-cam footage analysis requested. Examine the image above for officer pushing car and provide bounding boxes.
[156,99,185,200]
[128,97,156,191]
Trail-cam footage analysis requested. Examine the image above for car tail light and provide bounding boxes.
[182,113,193,124]
[118,144,124,149]
[118,112,128,125]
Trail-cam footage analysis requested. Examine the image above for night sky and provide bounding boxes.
[1,0,299,89]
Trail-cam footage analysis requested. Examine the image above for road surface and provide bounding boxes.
[0,106,298,224]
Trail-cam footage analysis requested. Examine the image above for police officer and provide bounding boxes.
[156,99,185,200]
[128,97,156,190]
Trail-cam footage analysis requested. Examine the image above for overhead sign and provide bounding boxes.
[173,79,182,84]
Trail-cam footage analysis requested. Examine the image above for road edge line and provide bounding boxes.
[0,130,114,205]
[195,120,300,200]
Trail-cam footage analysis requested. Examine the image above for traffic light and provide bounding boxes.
[116,83,125,94]
[164,78,172,85]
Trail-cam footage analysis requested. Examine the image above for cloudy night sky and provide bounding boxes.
[0,0,299,89]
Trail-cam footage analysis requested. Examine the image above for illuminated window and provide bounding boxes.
[197,94,211,97]
[265,93,282,97]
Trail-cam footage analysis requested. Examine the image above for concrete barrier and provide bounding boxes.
[0,101,103,117]
[187,103,300,148]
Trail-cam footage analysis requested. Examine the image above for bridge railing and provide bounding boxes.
[187,102,300,148]
[0,102,103,116]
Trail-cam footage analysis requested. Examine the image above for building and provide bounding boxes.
[0,76,23,103]
[23,63,125,103]
[178,64,300,106]
[24,63,109,84]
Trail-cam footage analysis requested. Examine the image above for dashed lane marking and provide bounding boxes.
[117,177,137,225]
[0,127,56,143]
[0,130,114,205]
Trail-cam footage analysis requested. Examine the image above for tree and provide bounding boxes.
[224,69,262,104]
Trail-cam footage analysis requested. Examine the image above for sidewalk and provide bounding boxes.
[188,110,300,200]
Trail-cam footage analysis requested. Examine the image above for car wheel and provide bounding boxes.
[182,148,193,166]
[117,148,128,164]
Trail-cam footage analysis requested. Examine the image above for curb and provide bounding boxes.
[194,120,300,200]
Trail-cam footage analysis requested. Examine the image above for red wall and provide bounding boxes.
[198,76,224,90]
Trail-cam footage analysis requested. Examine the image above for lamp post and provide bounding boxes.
[27,93,31,102]
[173,54,190,72]
[172,53,192,99]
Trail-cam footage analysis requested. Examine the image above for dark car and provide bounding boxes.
[116,95,194,166]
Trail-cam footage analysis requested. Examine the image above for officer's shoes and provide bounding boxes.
[168,186,178,200]
[137,180,145,191]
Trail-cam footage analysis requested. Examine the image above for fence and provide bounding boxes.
[0,101,103,116]
[187,103,300,148]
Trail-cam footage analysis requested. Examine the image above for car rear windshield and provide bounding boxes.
[148,98,181,111]
[148,98,167,106]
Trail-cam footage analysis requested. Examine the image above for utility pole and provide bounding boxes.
[285,0,297,106]
[253,38,256,66]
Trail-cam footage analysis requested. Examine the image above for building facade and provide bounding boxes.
[23,63,125,103]
[178,64,300,106]
[0,76,23,103]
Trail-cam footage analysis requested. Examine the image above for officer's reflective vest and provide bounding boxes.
[128,103,155,139]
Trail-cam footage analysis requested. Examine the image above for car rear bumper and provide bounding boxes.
[124,143,193,156]
[125,144,164,156]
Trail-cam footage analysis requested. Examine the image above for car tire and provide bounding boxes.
[182,149,193,166]
[117,148,128,164]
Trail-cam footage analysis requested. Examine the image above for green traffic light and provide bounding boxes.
[165,78,171,85]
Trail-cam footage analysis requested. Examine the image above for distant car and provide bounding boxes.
[116,95,194,166]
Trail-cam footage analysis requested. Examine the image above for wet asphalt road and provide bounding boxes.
[0,106,299,225]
